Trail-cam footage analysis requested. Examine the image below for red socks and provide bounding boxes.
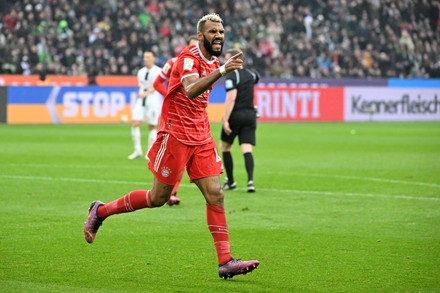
[171,181,180,195]
[206,203,232,265]
[97,190,152,219]
[96,192,232,265]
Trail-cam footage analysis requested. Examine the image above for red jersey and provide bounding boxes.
[154,57,177,96]
[159,57,177,80]
[159,44,220,145]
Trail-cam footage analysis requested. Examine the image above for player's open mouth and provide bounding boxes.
[212,40,222,49]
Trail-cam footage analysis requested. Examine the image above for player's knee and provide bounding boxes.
[220,141,231,152]
[206,185,224,206]
[149,195,168,207]
[149,191,171,207]
[241,143,252,153]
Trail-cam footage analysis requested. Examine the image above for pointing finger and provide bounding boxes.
[230,52,243,60]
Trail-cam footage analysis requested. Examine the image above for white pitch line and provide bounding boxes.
[266,171,440,189]
[1,174,439,202]
[1,162,146,170]
[0,174,148,186]
[259,187,440,202]
[3,163,439,189]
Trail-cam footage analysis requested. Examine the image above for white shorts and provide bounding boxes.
[132,97,162,126]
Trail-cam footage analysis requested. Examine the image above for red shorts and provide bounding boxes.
[147,132,223,185]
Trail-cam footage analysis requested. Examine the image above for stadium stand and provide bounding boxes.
[0,0,439,78]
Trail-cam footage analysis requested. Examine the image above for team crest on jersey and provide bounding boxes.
[202,70,207,76]
[161,166,171,178]
[163,63,171,74]
[184,58,194,70]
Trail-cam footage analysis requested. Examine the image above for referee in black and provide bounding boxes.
[220,48,260,193]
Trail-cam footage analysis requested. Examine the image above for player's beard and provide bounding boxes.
[202,34,223,57]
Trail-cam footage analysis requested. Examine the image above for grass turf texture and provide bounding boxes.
[0,122,439,293]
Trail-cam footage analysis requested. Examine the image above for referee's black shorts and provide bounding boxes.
[221,109,256,146]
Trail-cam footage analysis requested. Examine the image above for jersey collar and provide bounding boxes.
[197,44,218,64]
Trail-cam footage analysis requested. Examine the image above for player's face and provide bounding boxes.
[201,21,224,57]
[143,52,155,68]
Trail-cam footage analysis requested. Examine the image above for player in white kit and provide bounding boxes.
[128,51,163,160]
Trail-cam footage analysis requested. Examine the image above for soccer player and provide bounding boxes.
[220,48,260,192]
[84,13,259,279]
[153,35,198,206]
[153,35,198,97]
[128,51,162,160]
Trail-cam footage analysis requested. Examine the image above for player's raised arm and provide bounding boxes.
[183,52,244,100]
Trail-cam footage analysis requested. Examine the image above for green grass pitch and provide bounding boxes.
[1,122,439,292]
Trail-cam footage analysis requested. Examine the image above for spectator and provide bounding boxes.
[0,0,438,78]
[303,8,314,40]
[87,70,97,85]
[36,70,51,86]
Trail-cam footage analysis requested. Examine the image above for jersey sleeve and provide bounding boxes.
[159,59,174,80]
[253,70,260,84]
[153,74,168,96]
[175,52,200,82]
[137,69,143,94]
[224,71,238,92]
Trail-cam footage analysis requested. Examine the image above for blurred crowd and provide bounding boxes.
[1,0,439,79]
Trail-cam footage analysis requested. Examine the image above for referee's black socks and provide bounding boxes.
[222,151,234,184]
[243,152,254,182]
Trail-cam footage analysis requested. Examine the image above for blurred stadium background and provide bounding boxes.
[0,0,439,124]
[1,0,439,78]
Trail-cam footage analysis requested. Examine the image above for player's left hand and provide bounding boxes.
[224,52,243,73]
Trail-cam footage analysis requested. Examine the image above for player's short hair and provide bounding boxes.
[197,13,223,33]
